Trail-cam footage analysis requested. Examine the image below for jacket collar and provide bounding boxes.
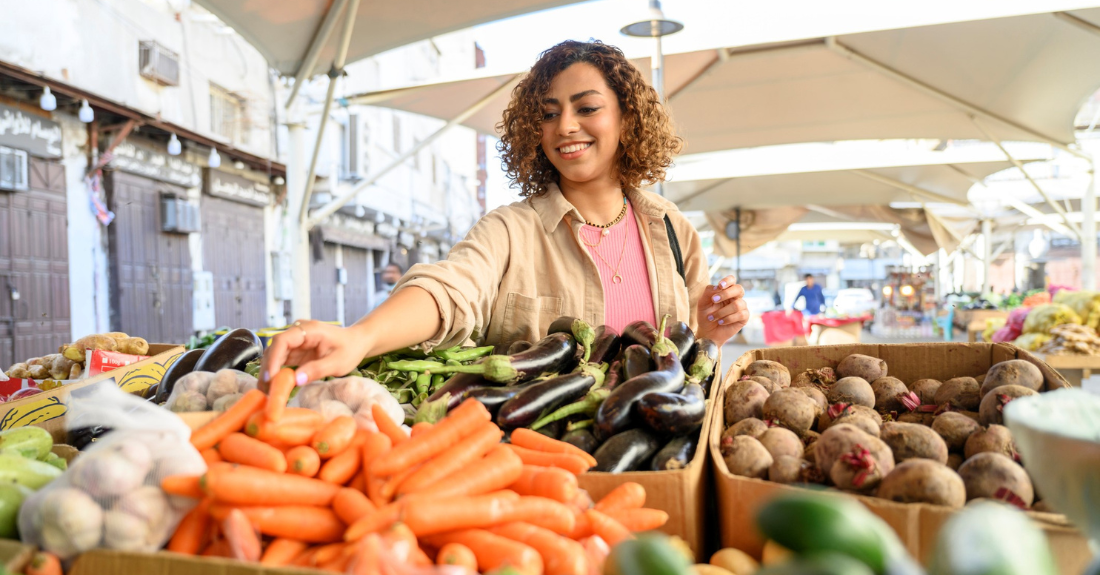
[530,182,678,233]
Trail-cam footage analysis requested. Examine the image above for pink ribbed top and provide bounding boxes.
[579,201,657,332]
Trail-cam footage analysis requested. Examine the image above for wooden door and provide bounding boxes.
[201,196,267,330]
[310,241,339,323]
[342,246,371,326]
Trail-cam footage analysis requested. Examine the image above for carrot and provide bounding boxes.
[24,551,61,575]
[411,421,434,437]
[333,487,376,525]
[218,432,288,473]
[567,509,592,540]
[191,389,266,451]
[490,522,589,575]
[161,474,203,499]
[380,523,433,566]
[202,464,340,507]
[261,538,309,566]
[380,461,423,501]
[350,534,383,575]
[265,367,297,422]
[604,508,669,532]
[210,504,346,543]
[361,432,392,469]
[371,399,489,477]
[500,496,576,536]
[509,465,579,503]
[511,428,598,468]
[397,422,502,495]
[505,444,590,475]
[286,445,322,477]
[317,552,354,573]
[371,403,409,445]
[584,509,634,547]
[348,470,366,492]
[436,542,478,570]
[202,539,232,558]
[344,501,404,541]
[271,424,320,446]
[414,444,524,499]
[222,508,263,561]
[313,542,349,565]
[593,482,645,513]
[201,448,224,466]
[402,490,520,536]
[313,416,358,458]
[421,529,543,575]
[291,545,323,566]
[168,498,211,554]
[247,407,324,436]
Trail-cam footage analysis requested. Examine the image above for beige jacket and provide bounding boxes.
[395,184,709,350]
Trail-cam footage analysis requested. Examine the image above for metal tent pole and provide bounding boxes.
[850,170,970,206]
[981,218,992,294]
[284,0,350,110]
[1084,158,1097,290]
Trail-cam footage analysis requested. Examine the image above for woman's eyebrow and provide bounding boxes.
[542,89,602,105]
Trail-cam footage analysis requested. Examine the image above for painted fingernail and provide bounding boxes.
[295,371,309,386]
[708,314,714,321]
[720,281,728,289]
[718,320,725,325]
[712,295,721,302]
[262,370,272,383]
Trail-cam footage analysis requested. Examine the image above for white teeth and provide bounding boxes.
[559,143,591,154]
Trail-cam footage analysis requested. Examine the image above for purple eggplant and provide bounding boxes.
[636,382,706,436]
[623,345,653,380]
[507,340,533,355]
[588,326,622,366]
[665,321,695,362]
[595,352,685,440]
[428,371,495,411]
[496,365,604,429]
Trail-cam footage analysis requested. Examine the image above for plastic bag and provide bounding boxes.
[1012,333,1052,351]
[291,376,405,431]
[1022,303,1081,335]
[1006,307,1031,332]
[18,380,205,559]
[165,369,257,413]
[1053,290,1100,330]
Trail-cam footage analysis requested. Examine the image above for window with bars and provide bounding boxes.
[209,83,250,145]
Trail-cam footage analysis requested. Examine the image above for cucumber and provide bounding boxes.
[756,553,875,575]
[44,457,67,472]
[0,453,62,490]
[929,501,1057,575]
[0,482,30,538]
[605,533,691,575]
[0,427,53,460]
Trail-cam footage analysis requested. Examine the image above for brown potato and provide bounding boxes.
[978,384,1038,426]
[763,389,819,434]
[870,377,908,413]
[946,453,964,470]
[758,427,803,460]
[826,377,875,408]
[880,422,948,464]
[876,459,966,508]
[768,455,808,484]
[981,360,1044,397]
[957,452,1035,506]
[932,412,981,452]
[837,354,888,382]
[721,435,773,479]
[744,360,791,388]
[934,377,981,411]
[819,404,882,436]
[791,367,837,389]
[829,449,887,492]
[742,375,780,394]
[724,381,770,424]
[814,423,894,479]
[909,379,942,405]
[896,412,935,426]
[725,417,768,439]
[964,424,1018,460]
[795,387,827,415]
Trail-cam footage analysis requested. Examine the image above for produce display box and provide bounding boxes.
[709,343,1092,574]
[0,344,184,431]
[70,549,324,575]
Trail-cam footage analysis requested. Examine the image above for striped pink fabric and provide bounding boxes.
[579,201,656,332]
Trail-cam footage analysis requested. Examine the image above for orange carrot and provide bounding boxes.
[168,498,211,554]
[348,470,366,492]
[505,444,590,475]
[161,474,203,499]
[191,389,266,451]
[333,488,376,525]
[379,523,433,567]
[218,432,288,473]
[223,508,263,561]
[366,474,387,508]
[202,464,340,507]
[319,444,362,485]
[210,504,346,543]
[413,444,524,499]
[584,509,634,547]
[201,448,224,466]
[593,482,645,513]
[265,367,297,422]
[261,538,309,566]
[604,508,669,532]
[344,501,404,541]
[371,403,409,445]
[436,542,477,570]
[511,428,598,467]
[291,546,323,566]
[508,465,579,503]
[317,552,354,573]
[567,509,592,540]
[349,534,383,575]
[500,496,576,536]
[371,399,489,477]
[272,424,320,446]
[296,542,343,568]
[361,432,392,469]
[286,445,322,477]
[313,542,349,565]
[402,490,520,536]
[380,461,423,501]
[397,422,502,495]
[421,529,543,575]
[24,551,62,575]
[490,522,589,575]
[313,416,358,458]
[410,421,434,437]
[247,407,324,436]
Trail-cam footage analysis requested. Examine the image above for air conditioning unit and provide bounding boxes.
[139,41,180,86]
[0,147,28,192]
[161,196,200,233]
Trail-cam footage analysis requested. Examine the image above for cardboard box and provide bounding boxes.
[0,538,33,573]
[0,344,184,431]
[710,343,1092,574]
[70,549,325,575]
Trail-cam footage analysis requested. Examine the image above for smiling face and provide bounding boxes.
[539,63,624,189]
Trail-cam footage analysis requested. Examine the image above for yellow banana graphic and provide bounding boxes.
[0,397,66,430]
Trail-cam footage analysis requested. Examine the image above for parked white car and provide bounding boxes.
[833,288,877,318]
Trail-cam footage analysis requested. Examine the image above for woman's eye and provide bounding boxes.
[579,107,599,114]
[542,112,558,121]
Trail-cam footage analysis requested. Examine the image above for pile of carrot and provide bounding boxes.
[161,367,669,575]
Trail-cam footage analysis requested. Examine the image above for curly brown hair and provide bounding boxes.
[496,40,682,198]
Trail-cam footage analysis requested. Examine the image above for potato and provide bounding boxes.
[296,383,335,410]
[964,424,1018,460]
[741,375,779,394]
[880,422,948,464]
[744,360,791,388]
[978,384,1038,426]
[829,450,887,492]
[175,371,215,396]
[897,413,935,426]
[957,410,981,423]
[721,435,773,479]
[957,452,1035,506]
[934,377,981,411]
[206,370,244,404]
[814,423,894,479]
[795,387,828,415]
[762,389,819,434]
[791,367,837,388]
[724,381,770,424]
[870,377,908,413]
[981,360,1043,397]
[909,379,942,405]
[212,393,244,412]
[725,418,768,439]
[768,455,808,484]
[758,427,803,460]
[826,377,875,408]
[946,453,964,471]
[710,548,760,575]
[876,459,966,508]
[800,429,820,446]
[819,404,882,436]
[116,337,149,356]
[837,354,888,382]
[169,391,208,413]
[932,412,981,452]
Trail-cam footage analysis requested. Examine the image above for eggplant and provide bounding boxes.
[496,366,603,429]
[507,340,534,355]
[194,328,263,375]
[650,434,698,471]
[562,428,600,455]
[635,382,706,436]
[686,337,720,395]
[154,348,205,404]
[588,326,622,366]
[533,419,563,439]
[623,345,653,381]
[464,385,530,416]
[595,352,685,440]
[480,332,576,383]
[143,383,159,400]
[604,360,623,389]
[593,428,662,473]
[622,320,658,348]
[666,321,695,361]
[547,316,582,336]
[428,372,495,411]
[66,421,113,451]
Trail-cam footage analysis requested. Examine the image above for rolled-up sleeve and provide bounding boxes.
[392,210,511,350]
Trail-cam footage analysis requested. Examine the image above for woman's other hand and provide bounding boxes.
[259,320,371,391]
[696,275,750,346]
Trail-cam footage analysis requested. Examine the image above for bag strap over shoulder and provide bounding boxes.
[664,214,685,282]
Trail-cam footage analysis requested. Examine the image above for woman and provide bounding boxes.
[261,41,749,386]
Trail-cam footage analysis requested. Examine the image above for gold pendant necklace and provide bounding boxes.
[590,224,628,284]
[581,195,628,247]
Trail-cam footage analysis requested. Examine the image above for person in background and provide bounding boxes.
[793,274,825,316]
[371,263,404,310]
